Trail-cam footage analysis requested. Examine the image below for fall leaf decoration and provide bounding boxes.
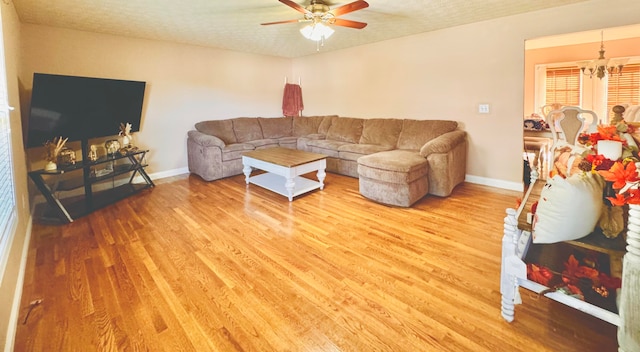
[526,254,621,301]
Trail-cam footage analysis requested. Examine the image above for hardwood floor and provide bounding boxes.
[15,173,617,351]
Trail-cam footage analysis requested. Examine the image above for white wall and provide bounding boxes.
[292,0,640,187]
[19,25,293,174]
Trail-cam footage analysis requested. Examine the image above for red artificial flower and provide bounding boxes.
[607,193,628,206]
[598,273,622,290]
[598,161,639,190]
[527,263,554,286]
[562,255,599,285]
[625,188,640,205]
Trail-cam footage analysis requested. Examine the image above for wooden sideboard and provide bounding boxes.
[500,178,640,351]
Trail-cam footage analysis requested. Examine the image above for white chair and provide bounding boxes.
[548,106,598,147]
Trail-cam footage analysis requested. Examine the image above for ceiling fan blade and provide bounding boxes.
[331,18,367,29]
[261,19,301,26]
[279,0,311,15]
[329,0,369,17]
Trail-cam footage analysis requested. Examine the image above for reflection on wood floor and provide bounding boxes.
[14,173,617,351]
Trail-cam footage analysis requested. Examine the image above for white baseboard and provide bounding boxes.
[147,167,189,180]
[4,215,32,352]
[132,167,189,183]
[465,174,524,192]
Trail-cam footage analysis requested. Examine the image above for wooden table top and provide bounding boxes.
[243,147,326,167]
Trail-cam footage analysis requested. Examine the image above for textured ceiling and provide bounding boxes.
[12,0,588,58]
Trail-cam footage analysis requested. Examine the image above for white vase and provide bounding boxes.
[598,140,623,160]
[122,135,130,146]
[44,161,57,171]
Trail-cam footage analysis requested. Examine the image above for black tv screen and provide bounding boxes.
[26,73,146,148]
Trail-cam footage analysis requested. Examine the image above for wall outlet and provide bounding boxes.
[478,104,490,114]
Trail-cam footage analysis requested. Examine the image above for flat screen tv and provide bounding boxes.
[26,73,146,149]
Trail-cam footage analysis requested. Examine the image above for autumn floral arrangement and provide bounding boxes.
[524,121,637,302]
[527,255,621,301]
[575,121,638,199]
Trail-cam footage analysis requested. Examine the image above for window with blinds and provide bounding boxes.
[546,66,581,106]
[607,63,640,113]
[0,12,16,283]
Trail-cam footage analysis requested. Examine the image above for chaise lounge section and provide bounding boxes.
[187,115,466,206]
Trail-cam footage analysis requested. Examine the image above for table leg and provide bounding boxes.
[285,177,295,201]
[243,164,252,184]
[317,168,326,190]
[501,208,520,323]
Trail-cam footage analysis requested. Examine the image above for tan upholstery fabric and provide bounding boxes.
[358,150,430,207]
[359,118,403,147]
[318,115,338,135]
[221,143,254,161]
[232,118,263,142]
[293,116,329,136]
[326,117,364,143]
[358,150,429,181]
[247,139,279,149]
[306,139,351,157]
[259,117,292,138]
[338,144,395,161]
[187,130,225,147]
[420,130,467,156]
[397,120,458,150]
[195,120,237,144]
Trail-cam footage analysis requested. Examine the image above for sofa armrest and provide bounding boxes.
[188,130,226,148]
[419,130,466,157]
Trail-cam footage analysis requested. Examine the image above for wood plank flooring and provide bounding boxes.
[14,173,617,351]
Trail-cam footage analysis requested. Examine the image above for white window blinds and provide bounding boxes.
[546,66,581,106]
[607,63,640,113]
[0,11,16,283]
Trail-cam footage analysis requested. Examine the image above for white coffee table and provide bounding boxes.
[242,147,327,201]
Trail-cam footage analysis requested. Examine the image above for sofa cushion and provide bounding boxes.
[195,120,237,144]
[338,144,395,161]
[318,115,338,135]
[306,139,352,158]
[232,118,263,142]
[259,117,292,138]
[326,117,364,143]
[221,143,255,161]
[297,134,326,151]
[359,119,403,147]
[247,139,279,149]
[397,120,458,150]
[358,150,428,175]
[293,116,329,136]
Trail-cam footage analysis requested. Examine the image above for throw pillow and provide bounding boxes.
[532,173,604,244]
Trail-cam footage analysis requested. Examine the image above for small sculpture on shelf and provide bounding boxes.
[43,136,68,171]
[119,122,133,147]
[57,147,76,167]
[88,145,98,162]
[104,139,121,155]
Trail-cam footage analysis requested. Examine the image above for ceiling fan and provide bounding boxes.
[261,0,369,30]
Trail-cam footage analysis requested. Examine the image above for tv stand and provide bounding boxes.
[29,149,154,223]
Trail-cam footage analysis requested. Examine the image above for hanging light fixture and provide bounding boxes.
[577,31,628,80]
[299,21,334,42]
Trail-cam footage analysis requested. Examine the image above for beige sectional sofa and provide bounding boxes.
[187,115,467,206]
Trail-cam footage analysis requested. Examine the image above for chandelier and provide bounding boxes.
[577,31,628,79]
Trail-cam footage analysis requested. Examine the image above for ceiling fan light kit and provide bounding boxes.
[300,22,334,42]
[262,0,369,48]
